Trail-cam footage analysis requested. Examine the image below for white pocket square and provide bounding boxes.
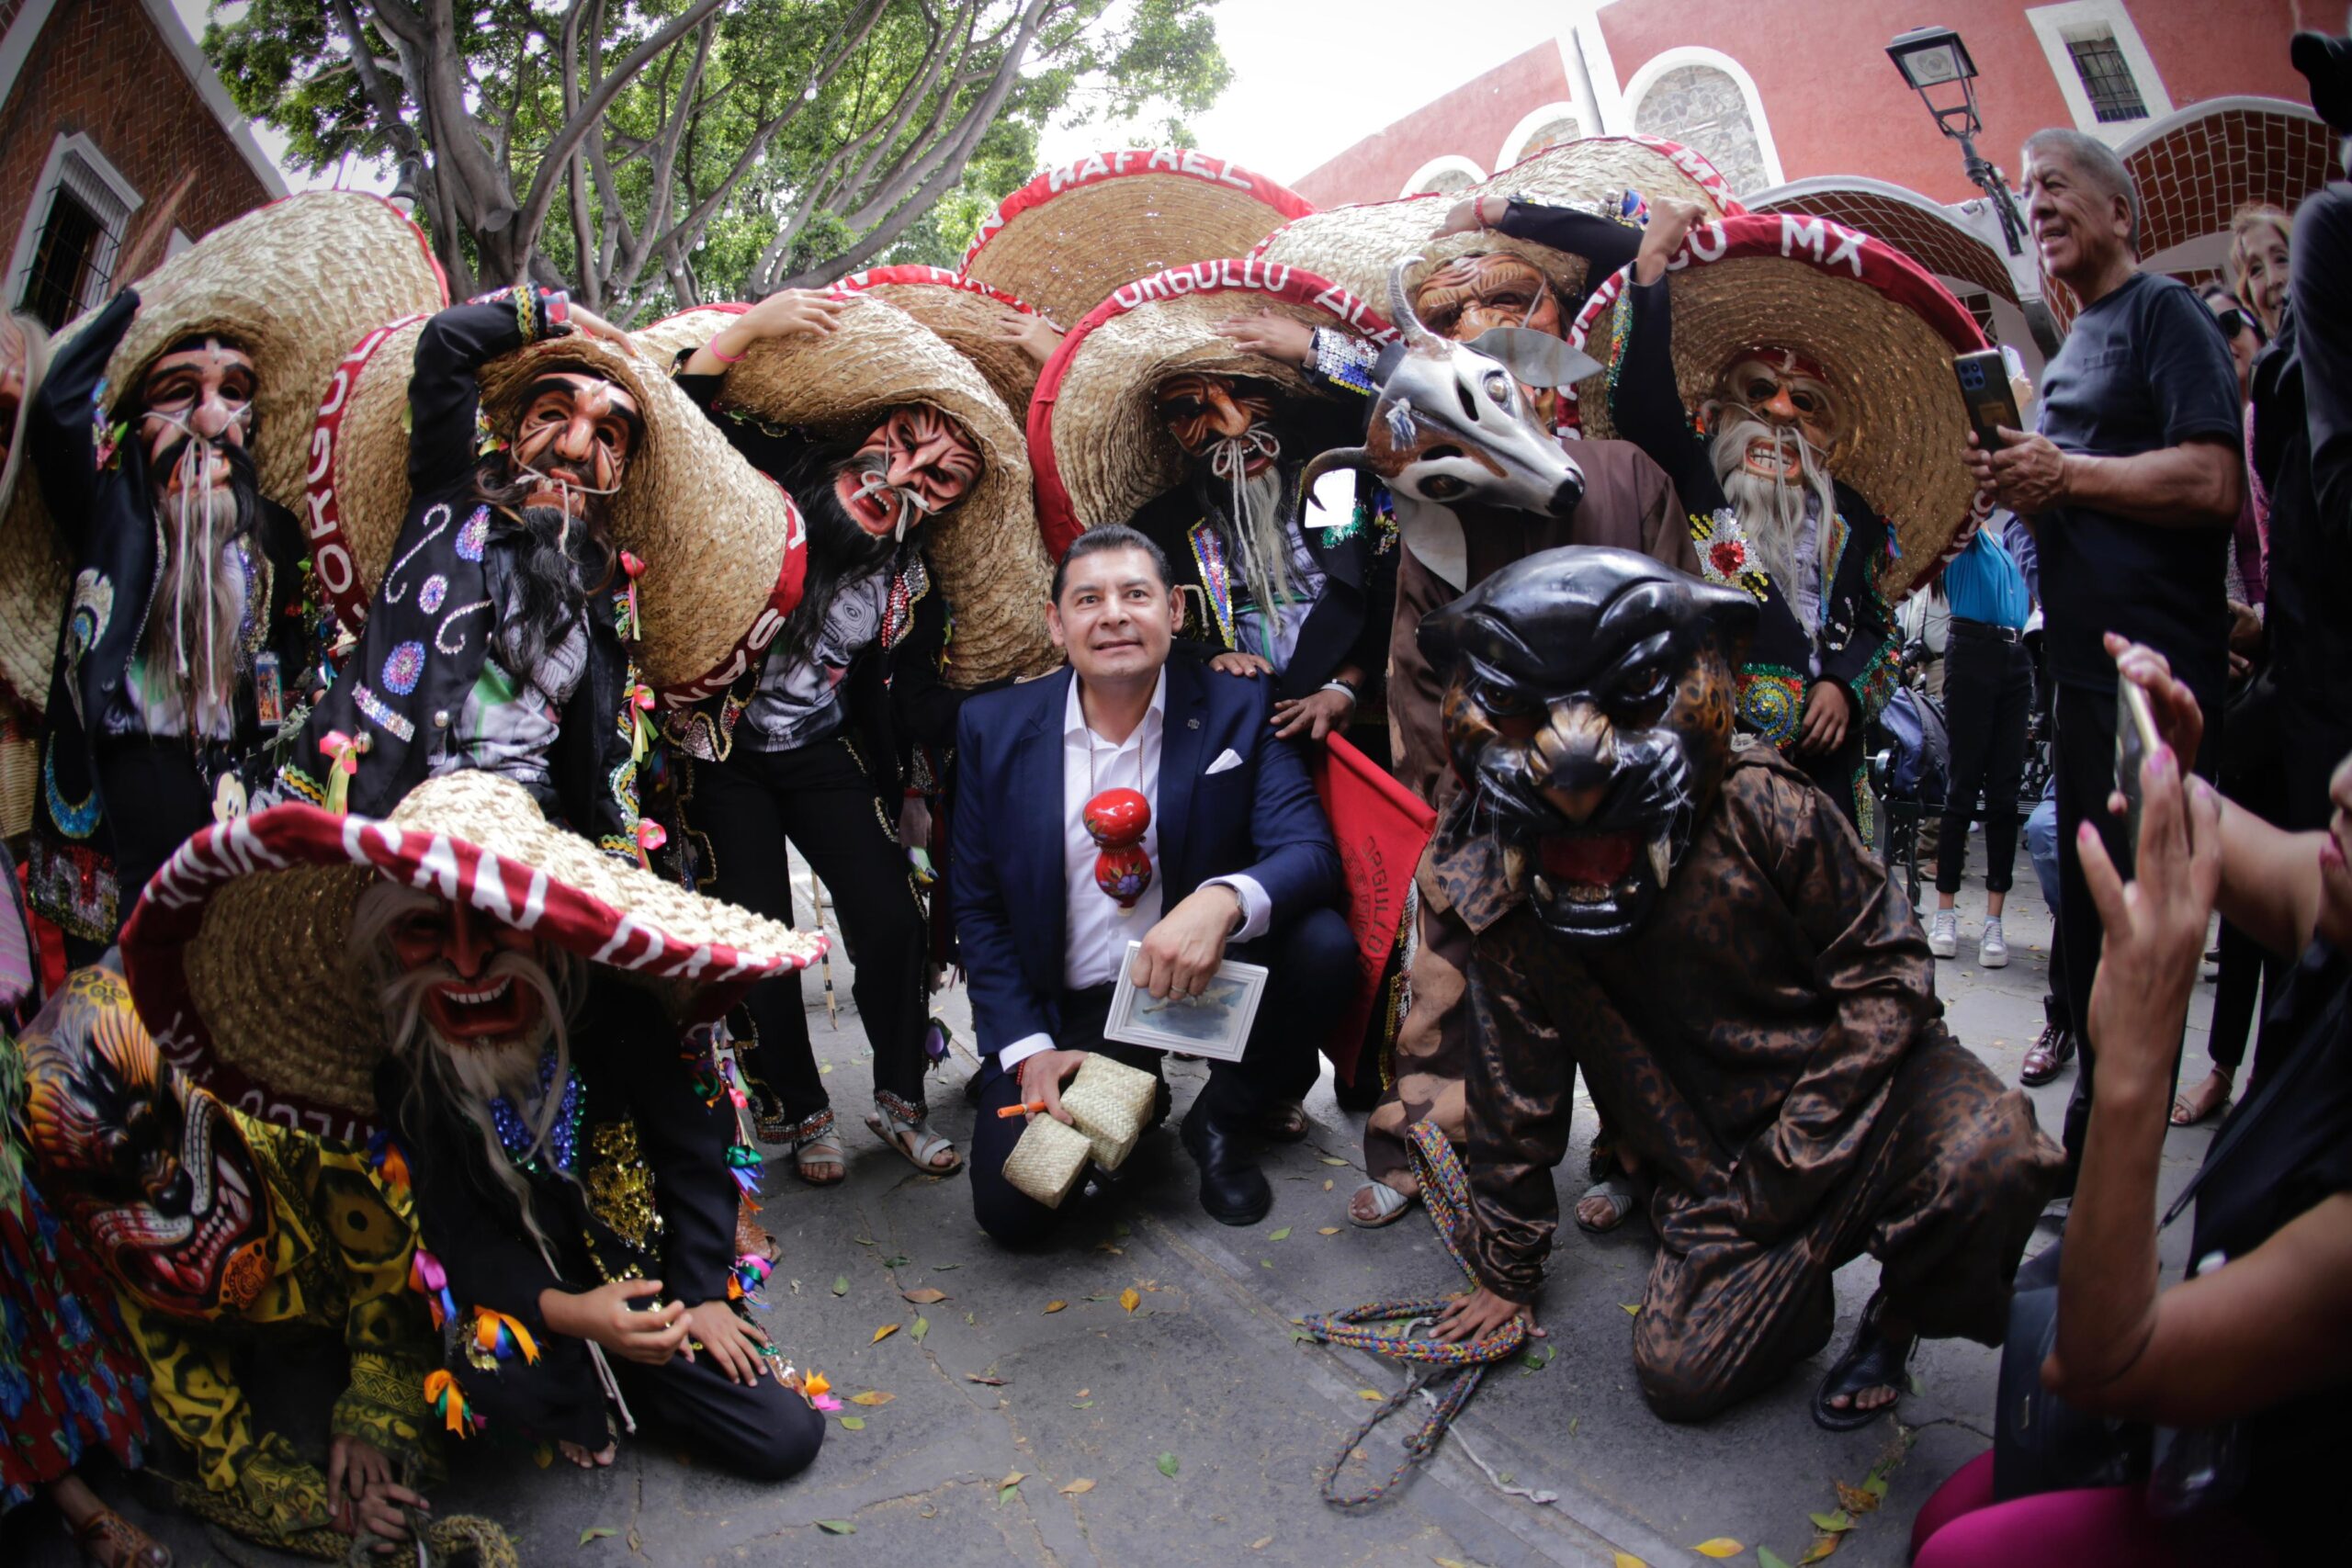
[1204,748,1244,775]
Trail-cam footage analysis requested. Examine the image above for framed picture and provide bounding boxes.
[1103,942,1268,1062]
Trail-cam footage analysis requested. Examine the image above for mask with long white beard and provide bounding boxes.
[1708,409,1838,635]
[139,427,261,740]
[1190,428,1299,607]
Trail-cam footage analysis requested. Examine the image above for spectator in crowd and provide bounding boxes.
[2228,203,2293,341]
[2254,32,2352,843]
[1911,640,2352,1566]
[1965,127,2245,1195]
[2176,285,2284,1125]
[2019,780,2077,1089]
[1928,517,2035,970]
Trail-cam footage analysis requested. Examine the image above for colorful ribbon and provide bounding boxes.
[408,1250,457,1331]
[367,1130,411,1194]
[730,1253,772,1308]
[617,551,646,642]
[725,1142,763,1198]
[319,730,363,815]
[470,1307,541,1365]
[424,1370,479,1437]
[624,681,656,763]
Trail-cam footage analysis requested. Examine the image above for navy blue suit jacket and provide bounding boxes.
[951,660,1342,1057]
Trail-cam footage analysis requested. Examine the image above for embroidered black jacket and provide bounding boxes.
[28,288,311,931]
[265,299,641,857]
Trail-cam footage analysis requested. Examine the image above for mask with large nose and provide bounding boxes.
[1421,546,1756,944]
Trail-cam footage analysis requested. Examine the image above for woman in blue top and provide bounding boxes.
[1928,518,2035,968]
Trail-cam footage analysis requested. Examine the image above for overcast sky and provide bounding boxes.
[175,0,1576,193]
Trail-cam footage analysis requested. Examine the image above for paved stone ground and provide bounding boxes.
[8,835,2225,1568]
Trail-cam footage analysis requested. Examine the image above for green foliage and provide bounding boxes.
[201,0,1228,315]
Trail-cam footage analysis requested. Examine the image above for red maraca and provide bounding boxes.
[1083,787,1153,909]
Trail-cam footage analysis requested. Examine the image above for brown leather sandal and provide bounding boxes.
[74,1506,172,1568]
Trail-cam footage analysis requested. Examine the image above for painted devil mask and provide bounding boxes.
[835,404,981,541]
[1422,547,1757,943]
[17,966,274,1318]
[1157,372,1282,479]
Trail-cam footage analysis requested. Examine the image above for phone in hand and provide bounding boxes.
[2113,678,2165,878]
[1954,348,2023,453]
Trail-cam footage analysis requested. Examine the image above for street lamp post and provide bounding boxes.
[1887,25,2064,356]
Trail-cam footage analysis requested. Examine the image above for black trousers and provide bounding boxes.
[968,907,1358,1247]
[688,736,931,1121]
[459,1332,824,1480]
[70,738,221,964]
[2211,671,2289,1076]
[2052,679,2218,1188]
[1935,624,2034,897]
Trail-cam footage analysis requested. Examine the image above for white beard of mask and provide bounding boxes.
[1710,410,1837,635]
[1198,437,1297,607]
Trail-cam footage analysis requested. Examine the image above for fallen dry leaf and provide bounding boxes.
[1620,1303,1642,1316]
[815,1519,854,1535]
[1043,1300,1068,1314]
[1357,1389,1383,1401]
[1250,1536,1273,1551]
[903,1287,949,1304]
[1000,1470,1027,1489]
[1323,1179,1334,1190]
[838,1416,865,1431]
[1058,1479,1095,1495]
[1319,1156,1350,1166]
[964,1373,1007,1386]
[1692,1541,1743,1560]
[1074,1388,1090,1398]
[1268,1226,1292,1241]
[1798,1536,1842,1564]
[1611,1556,1646,1568]
[871,1324,899,1344]
[1832,1481,1880,1517]
[1317,1226,1340,1235]
[848,1391,893,1407]
[1120,1287,1141,1313]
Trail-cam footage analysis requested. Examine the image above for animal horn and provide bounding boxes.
[1298,446,1373,502]
[1388,254,1440,352]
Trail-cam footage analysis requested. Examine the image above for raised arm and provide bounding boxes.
[28,288,140,550]
[406,295,548,497]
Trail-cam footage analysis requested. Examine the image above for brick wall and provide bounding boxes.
[0,0,272,299]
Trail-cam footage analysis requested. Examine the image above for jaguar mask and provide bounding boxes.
[17,965,274,1317]
[1421,547,1756,943]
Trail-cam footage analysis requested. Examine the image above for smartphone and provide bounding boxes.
[1954,349,2023,451]
[2113,679,2165,877]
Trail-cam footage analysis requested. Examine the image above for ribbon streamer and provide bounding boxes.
[319,729,363,815]
[408,1250,457,1331]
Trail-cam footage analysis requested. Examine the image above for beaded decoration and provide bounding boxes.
[489,1049,584,1177]
[1736,663,1806,752]
[1187,523,1238,649]
[1296,1122,1528,1506]
[584,1115,662,1257]
[1307,327,1380,397]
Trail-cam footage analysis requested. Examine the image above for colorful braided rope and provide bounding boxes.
[1297,1122,1527,1506]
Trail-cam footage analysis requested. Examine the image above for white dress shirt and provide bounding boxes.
[997,670,1270,1072]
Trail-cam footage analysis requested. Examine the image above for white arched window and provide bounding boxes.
[1496,102,1584,173]
[1399,154,1487,198]
[1625,48,1783,195]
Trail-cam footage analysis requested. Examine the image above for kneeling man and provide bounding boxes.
[953,525,1356,1239]
[1423,548,2061,1427]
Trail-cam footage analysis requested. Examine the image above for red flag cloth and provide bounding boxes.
[1309,735,1436,1084]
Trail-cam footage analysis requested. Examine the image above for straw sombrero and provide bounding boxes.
[0,192,447,716]
[1027,259,1398,558]
[1250,136,1746,332]
[829,265,1048,411]
[694,293,1055,687]
[1569,212,1989,600]
[305,305,808,705]
[119,769,825,1141]
[962,149,1316,332]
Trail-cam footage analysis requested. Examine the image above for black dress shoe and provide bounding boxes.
[1180,1107,1272,1226]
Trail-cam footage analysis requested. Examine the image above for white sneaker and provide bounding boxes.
[1981,917,2009,968]
[1928,909,1959,958]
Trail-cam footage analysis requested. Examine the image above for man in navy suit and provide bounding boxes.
[953,525,1356,1239]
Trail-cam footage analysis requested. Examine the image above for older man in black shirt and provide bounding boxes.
[1967,127,2244,1193]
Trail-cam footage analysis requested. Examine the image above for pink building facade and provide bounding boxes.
[1294,1,2335,371]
